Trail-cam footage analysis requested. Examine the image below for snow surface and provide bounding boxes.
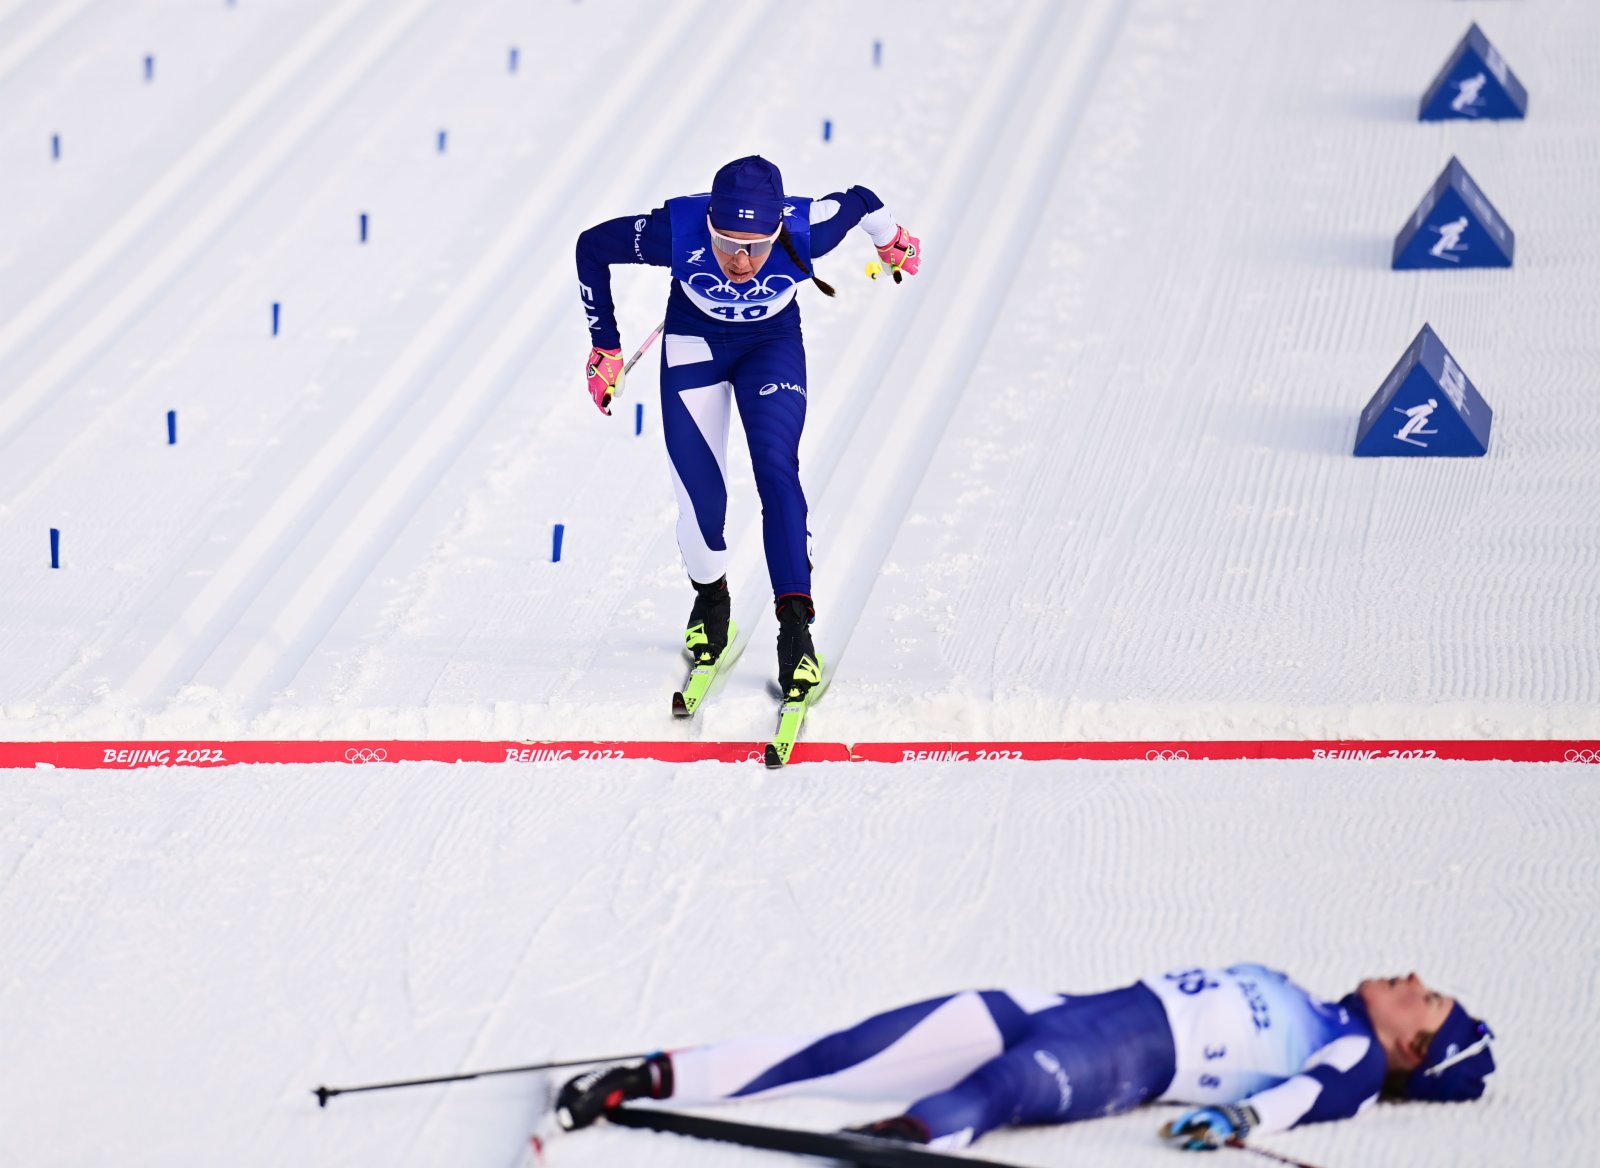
[3,759,1598,1168]
[2,0,1599,1166]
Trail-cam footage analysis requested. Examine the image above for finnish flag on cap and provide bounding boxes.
[709,155,786,235]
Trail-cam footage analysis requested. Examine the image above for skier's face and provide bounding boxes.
[710,226,777,283]
[1357,973,1456,1070]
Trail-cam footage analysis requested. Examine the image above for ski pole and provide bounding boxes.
[1226,1137,1325,1168]
[313,1052,648,1107]
[600,322,663,414]
[622,321,665,378]
[609,1107,1021,1168]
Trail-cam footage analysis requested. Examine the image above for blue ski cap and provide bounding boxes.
[1407,1003,1495,1102]
[709,155,785,235]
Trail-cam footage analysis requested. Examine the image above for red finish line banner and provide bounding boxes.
[1,740,1597,770]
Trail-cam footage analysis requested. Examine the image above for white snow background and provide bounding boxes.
[1,0,1597,1166]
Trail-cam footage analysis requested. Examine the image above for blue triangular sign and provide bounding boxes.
[1420,24,1528,120]
[1393,157,1514,270]
[1354,325,1493,457]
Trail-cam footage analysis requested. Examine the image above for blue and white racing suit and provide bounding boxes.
[575,187,901,601]
[662,965,1391,1151]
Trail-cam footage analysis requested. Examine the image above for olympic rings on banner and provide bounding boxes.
[344,747,388,764]
[1144,749,1191,761]
[1564,749,1599,764]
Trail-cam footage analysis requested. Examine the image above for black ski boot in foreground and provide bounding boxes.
[776,594,821,699]
[685,575,731,665]
[846,1115,932,1145]
[555,1052,673,1130]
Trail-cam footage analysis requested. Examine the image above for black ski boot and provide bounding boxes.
[685,575,731,665]
[846,1115,931,1145]
[775,594,821,699]
[555,1052,673,1131]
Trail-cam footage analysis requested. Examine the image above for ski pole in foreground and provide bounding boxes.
[622,321,665,379]
[312,1052,646,1107]
[608,1107,1021,1168]
[1226,1137,1326,1168]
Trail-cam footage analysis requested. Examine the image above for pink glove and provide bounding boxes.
[875,225,921,283]
[586,345,624,415]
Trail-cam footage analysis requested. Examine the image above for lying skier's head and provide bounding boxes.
[1404,1003,1495,1102]
[1359,973,1495,1101]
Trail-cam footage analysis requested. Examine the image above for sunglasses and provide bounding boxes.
[707,216,781,258]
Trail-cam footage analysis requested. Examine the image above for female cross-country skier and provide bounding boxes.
[575,156,920,698]
[554,964,1494,1152]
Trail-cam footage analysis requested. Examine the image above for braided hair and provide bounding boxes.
[778,224,836,298]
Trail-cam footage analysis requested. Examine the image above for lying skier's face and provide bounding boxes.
[1358,973,1457,1069]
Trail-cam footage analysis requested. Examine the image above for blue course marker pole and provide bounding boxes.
[167,409,177,445]
[272,302,281,335]
[551,523,565,563]
[50,529,60,569]
[873,40,882,67]
[437,129,448,153]
[51,134,61,161]
[144,55,154,83]
[509,47,519,73]
[635,402,643,436]
[359,212,369,243]
[822,119,832,142]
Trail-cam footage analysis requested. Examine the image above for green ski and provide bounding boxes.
[672,621,739,718]
[763,654,824,768]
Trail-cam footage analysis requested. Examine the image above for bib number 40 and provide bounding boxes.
[707,304,771,320]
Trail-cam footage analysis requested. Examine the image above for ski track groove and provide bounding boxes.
[1,2,505,570]
[7,0,1595,739]
[213,0,766,709]
[684,0,1065,674]
[807,0,1136,683]
[0,0,94,87]
[34,0,1062,723]
[0,0,405,453]
[101,0,748,709]
[845,0,1600,725]
[998,0,1240,698]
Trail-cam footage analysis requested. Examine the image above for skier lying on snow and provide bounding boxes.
[554,964,1493,1152]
